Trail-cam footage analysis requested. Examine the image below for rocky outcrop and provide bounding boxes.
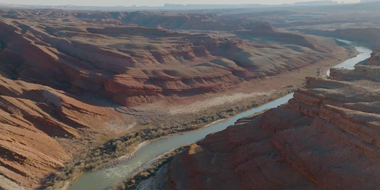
[164,52,380,189]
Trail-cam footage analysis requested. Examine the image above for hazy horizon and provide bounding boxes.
[0,0,360,7]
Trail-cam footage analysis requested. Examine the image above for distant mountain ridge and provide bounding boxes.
[361,0,380,3]
[0,1,339,11]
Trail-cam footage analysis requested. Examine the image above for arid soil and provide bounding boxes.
[0,7,360,190]
[160,51,380,190]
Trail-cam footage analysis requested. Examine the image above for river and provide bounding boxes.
[326,39,372,76]
[68,40,372,190]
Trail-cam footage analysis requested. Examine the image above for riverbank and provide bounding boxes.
[101,41,372,190]
[68,93,297,190]
[40,90,294,190]
[108,113,267,190]
[152,47,380,190]
[109,146,189,190]
[40,39,357,190]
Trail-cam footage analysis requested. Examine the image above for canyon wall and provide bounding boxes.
[165,52,380,189]
[0,16,346,106]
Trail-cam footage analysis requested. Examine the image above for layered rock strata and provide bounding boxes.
[0,75,128,189]
[165,54,380,189]
[0,9,353,189]
[0,10,263,31]
[0,17,346,106]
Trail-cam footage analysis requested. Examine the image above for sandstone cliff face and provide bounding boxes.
[0,75,129,189]
[0,19,133,188]
[0,15,344,106]
[165,52,380,189]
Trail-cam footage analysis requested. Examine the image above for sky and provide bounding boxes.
[0,0,360,7]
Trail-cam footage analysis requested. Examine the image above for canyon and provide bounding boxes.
[159,49,380,190]
[0,14,345,107]
[0,2,380,190]
[0,9,353,189]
